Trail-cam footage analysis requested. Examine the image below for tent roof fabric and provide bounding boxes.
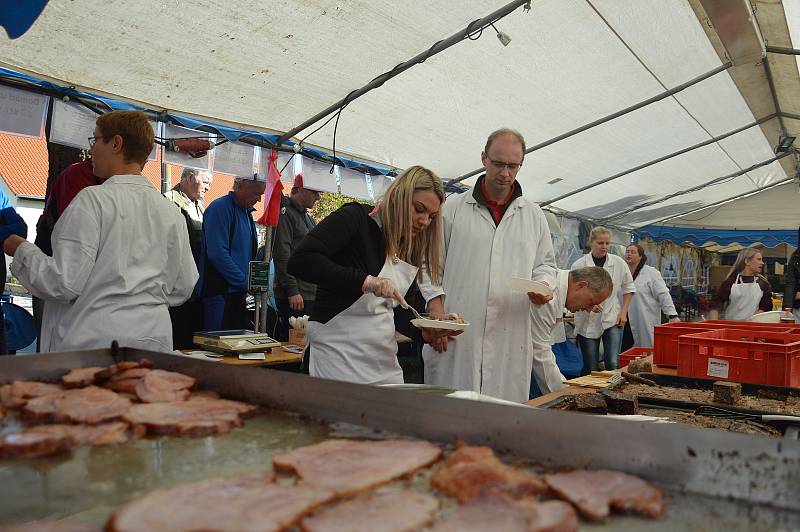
[0,0,799,228]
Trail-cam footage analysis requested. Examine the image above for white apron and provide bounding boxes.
[306,257,418,385]
[724,275,763,320]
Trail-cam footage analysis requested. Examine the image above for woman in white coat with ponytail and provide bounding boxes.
[621,244,679,351]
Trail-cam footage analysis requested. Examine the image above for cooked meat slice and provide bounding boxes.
[109,368,151,382]
[0,520,100,531]
[122,397,256,437]
[0,429,75,459]
[301,491,439,532]
[430,494,577,532]
[103,379,140,395]
[94,359,153,382]
[1,381,63,409]
[26,422,129,446]
[60,367,106,388]
[431,443,546,502]
[189,390,220,400]
[107,474,333,532]
[273,439,442,497]
[22,386,132,424]
[135,369,195,403]
[544,469,666,521]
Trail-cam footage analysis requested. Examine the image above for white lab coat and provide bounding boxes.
[11,175,198,353]
[530,269,569,394]
[571,253,635,339]
[419,190,557,403]
[627,265,677,348]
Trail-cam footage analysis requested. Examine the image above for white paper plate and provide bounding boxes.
[411,318,469,331]
[506,278,553,296]
[746,310,783,323]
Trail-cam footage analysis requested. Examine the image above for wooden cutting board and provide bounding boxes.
[564,371,617,389]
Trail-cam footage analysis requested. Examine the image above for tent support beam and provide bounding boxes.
[275,0,531,147]
[601,150,794,222]
[781,111,800,121]
[762,55,788,137]
[448,62,732,185]
[644,175,798,226]
[539,113,776,207]
[766,46,800,56]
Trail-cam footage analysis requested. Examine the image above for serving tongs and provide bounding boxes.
[694,405,800,438]
[396,296,424,320]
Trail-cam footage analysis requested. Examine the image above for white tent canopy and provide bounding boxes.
[1,0,798,229]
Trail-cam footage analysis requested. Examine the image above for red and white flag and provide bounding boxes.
[257,148,284,227]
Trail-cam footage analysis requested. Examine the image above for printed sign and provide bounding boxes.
[50,99,158,160]
[213,140,255,177]
[0,85,46,138]
[163,123,210,170]
[707,357,730,379]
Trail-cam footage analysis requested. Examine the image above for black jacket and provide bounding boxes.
[274,196,317,300]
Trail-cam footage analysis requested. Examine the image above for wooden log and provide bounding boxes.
[713,381,741,405]
[603,392,639,415]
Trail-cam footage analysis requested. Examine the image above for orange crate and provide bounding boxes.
[620,347,654,368]
[676,329,800,387]
[653,321,800,368]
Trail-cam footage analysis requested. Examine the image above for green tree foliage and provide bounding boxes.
[310,192,373,222]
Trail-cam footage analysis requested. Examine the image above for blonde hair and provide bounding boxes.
[589,226,612,242]
[378,166,445,284]
[729,247,766,281]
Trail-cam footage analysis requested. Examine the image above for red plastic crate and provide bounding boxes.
[653,321,800,368]
[676,329,800,387]
[620,347,654,368]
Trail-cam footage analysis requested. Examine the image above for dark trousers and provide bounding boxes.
[33,295,44,352]
[275,298,314,341]
[169,299,204,350]
[202,292,247,331]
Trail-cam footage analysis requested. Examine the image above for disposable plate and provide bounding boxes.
[411,318,469,331]
[505,278,553,296]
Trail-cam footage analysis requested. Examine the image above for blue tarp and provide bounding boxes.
[0,66,394,176]
[0,1,49,39]
[636,225,797,248]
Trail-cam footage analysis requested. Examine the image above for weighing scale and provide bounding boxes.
[192,329,281,355]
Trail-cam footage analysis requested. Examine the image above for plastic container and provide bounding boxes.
[653,321,800,368]
[619,347,654,368]
[676,328,800,387]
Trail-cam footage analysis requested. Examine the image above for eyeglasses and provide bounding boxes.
[87,136,105,148]
[485,158,522,171]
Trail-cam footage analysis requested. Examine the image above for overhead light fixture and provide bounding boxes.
[490,23,511,47]
[775,134,796,153]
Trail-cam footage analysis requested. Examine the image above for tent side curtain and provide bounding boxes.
[636,225,798,248]
[0,67,394,177]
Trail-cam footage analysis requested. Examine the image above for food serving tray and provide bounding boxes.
[1,347,799,529]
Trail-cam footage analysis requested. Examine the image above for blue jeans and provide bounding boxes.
[577,326,623,375]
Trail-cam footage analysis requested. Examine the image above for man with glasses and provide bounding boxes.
[419,128,557,402]
[1,110,197,352]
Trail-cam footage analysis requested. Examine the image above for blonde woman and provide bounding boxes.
[288,165,453,384]
[571,227,636,374]
[709,247,772,320]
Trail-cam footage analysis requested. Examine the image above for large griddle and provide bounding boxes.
[1,347,799,529]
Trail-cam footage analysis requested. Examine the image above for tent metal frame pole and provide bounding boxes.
[539,113,776,207]
[448,62,732,185]
[766,46,800,56]
[762,55,788,137]
[781,111,800,121]
[602,150,795,222]
[275,0,531,147]
[644,174,798,226]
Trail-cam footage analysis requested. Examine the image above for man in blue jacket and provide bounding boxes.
[199,177,265,330]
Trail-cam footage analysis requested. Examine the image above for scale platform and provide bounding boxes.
[192,329,282,354]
